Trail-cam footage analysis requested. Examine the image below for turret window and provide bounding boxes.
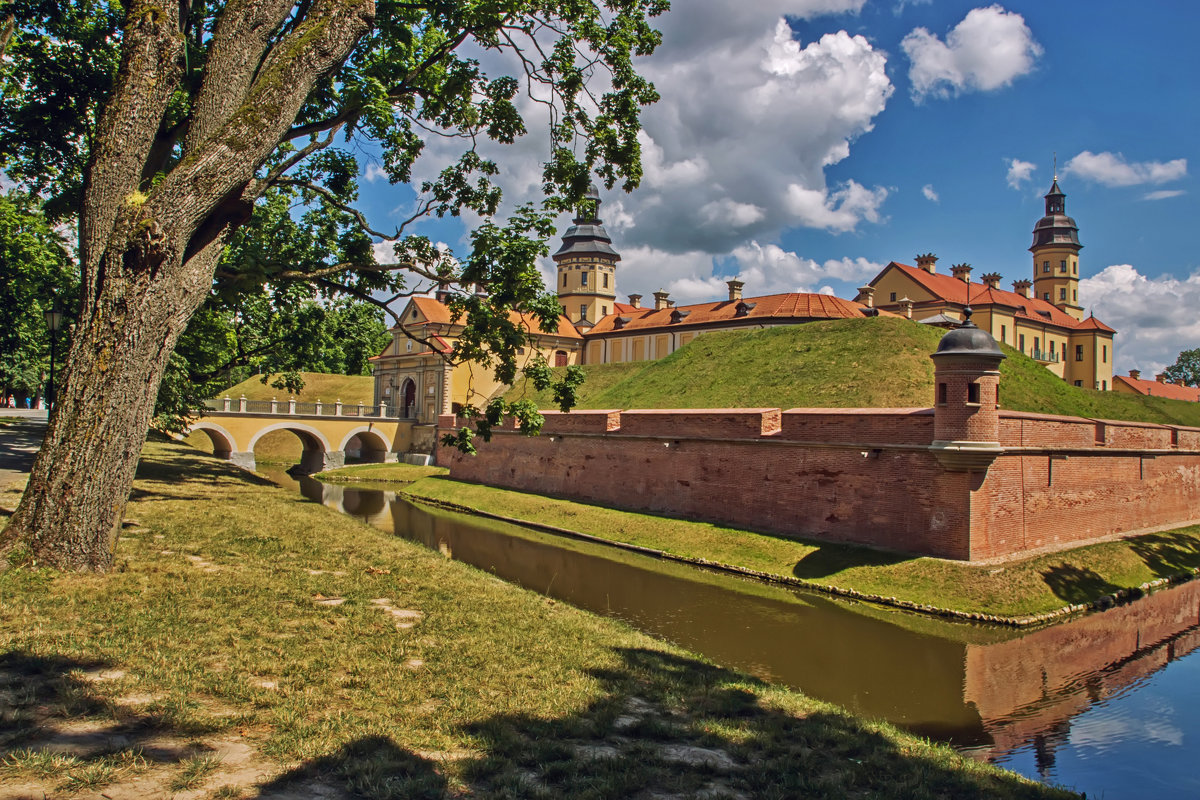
[1060,260,1067,273]
[1076,345,1083,361]
[1043,261,1050,273]
[581,272,588,287]
[967,383,980,404]
[1072,261,1077,275]
[1059,288,1067,301]
[603,273,609,288]
[562,274,567,286]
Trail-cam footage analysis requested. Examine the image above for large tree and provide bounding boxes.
[1163,349,1200,388]
[0,0,665,571]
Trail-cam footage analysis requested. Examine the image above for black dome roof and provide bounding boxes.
[932,309,1006,360]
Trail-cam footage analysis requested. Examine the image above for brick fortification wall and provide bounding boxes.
[437,408,1200,562]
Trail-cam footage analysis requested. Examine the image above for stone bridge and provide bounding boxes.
[186,397,437,473]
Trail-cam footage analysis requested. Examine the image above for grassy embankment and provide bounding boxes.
[0,438,1073,799]
[504,316,1200,426]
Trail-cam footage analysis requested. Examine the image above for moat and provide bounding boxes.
[269,469,1200,799]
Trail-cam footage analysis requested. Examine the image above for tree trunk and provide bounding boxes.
[2,243,217,571]
[1,0,374,572]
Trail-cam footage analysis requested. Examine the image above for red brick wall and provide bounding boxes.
[437,409,1200,562]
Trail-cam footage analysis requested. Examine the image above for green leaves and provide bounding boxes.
[1164,350,1200,388]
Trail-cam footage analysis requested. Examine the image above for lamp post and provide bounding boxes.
[43,302,63,410]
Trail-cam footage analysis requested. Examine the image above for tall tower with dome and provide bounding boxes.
[553,185,620,328]
[1030,178,1084,321]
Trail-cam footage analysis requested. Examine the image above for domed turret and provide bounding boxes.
[1030,177,1084,320]
[929,308,1005,472]
[555,185,620,325]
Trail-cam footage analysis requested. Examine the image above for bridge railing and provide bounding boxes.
[201,396,415,419]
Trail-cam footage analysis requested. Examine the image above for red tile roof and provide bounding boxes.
[880,262,1114,333]
[1114,374,1200,402]
[587,292,873,335]
[405,296,582,339]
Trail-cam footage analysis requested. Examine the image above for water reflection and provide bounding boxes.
[283,473,1200,798]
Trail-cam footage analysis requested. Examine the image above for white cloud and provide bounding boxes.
[1006,158,1036,189]
[1142,189,1186,201]
[785,180,889,233]
[902,5,1042,101]
[363,163,388,183]
[1082,264,1200,374]
[405,4,894,299]
[922,184,939,202]
[1065,151,1188,187]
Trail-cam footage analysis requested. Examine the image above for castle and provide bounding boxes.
[371,180,1116,421]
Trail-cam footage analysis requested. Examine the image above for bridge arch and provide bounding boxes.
[338,426,391,463]
[248,422,335,473]
[187,422,238,459]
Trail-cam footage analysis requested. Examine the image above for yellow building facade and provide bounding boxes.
[857,180,1116,390]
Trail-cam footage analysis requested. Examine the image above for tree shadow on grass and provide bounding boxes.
[128,436,278,503]
[1039,563,1120,606]
[0,649,241,794]
[1128,531,1200,578]
[792,542,910,580]
[261,647,1074,800]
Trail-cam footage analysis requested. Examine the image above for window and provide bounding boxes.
[1000,324,1006,342]
[579,304,587,319]
[517,347,525,355]
[602,305,608,316]
[405,340,413,352]
[1019,333,1025,352]
[937,383,947,405]
[1060,260,1067,273]
[581,272,588,287]
[1073,289,1077,302]
[1074,380,1083,387]
[1059,288,1067,301]
[1043,261,1051,273]
[889,292,896,302]
[1072,261,1078,275]
[1034,337,1040,353]
[1103,380,1108,390]
[1102,345,1107,362]
[602,273,609,288]
[562,273,567,287]
[967,383,980,404]
[1043,292,1051,300]
[1075,344,1083,361]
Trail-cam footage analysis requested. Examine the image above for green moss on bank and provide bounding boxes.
[0,439,1073,798]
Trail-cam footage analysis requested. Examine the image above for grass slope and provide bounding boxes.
[220,372,375,404]
[0,439,1072,799]
[506,317,1200,426]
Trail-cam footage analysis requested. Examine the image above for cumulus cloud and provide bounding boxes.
[1064,151,1188,187]
[902,5,1042,101]
[1082,264,1200,374]
[408,3,894,299]
[363,163,388,183]
[615,241,882,304]
[922,184,939,202]
[1006,158,1036,189]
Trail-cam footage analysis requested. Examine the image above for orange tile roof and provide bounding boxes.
[586,292,871,335]
[881,262,1114,333]
[406,296,582,339]
[1114,374,1200,402]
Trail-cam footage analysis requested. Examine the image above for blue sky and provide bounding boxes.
[360,1,1198,375]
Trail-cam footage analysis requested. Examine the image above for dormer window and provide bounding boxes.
[734,301,757,318]
[669,308,691,324]
[613,316,632,330]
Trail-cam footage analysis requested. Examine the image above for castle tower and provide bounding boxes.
[553,185,619,326]
[1030,178,1083,320]
[929,308,1006,471]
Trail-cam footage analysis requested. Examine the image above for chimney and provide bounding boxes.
[727,279,744,302]
[1156,373,1168,383]
[858,285,875,309]
[1012,279,1032,298]
[653,290,670,311]
[951,263,972,283]
[980,272,1001,289]
[628,293,642,309]
[1129,369,1141,381]
[915,253,938,273]
[900,296,913,320]
[434,286,452,304]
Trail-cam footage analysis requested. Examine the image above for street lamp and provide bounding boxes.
[43,302,64,410]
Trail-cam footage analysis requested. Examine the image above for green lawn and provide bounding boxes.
[219,372,376,405]
[0,438,1074,799]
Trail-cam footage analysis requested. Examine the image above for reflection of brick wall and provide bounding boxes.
[437,408,1200,561]
[964,582,1200,755]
